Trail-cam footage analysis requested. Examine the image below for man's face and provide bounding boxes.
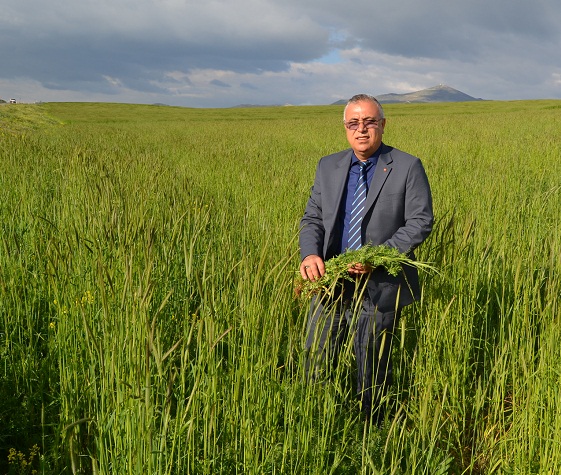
[344,100,386,161]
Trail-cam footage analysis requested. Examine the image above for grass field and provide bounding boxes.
[1,99,561,474]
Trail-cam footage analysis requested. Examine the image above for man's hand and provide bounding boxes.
[300,255,325,281]
[347,262,373,275]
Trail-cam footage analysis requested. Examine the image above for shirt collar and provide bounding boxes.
[351,144,382,167]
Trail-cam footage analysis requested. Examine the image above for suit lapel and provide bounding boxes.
[327,150,353,214]
[365,146,393,211]
[321,151,352,253]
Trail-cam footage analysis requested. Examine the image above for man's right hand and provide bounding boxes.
[300,255,325,281]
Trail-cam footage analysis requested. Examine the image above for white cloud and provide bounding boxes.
[551,73,561,87]
[1,0,560,106]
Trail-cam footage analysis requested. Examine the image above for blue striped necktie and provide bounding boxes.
[347,161,370,250]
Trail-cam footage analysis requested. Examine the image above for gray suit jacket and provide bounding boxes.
[299,143,433,310]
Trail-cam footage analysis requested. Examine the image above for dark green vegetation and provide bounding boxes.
[294,245,436,298]
[1,100,561,473]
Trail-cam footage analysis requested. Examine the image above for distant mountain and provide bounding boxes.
[232,85,482,108]
[332,85,483,105]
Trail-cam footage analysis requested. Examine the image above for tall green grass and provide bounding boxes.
[1,100,560,474]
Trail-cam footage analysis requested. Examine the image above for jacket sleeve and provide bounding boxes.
[299,160,326,261]
[384,157,433,254]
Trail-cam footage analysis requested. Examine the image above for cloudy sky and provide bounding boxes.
[2,0,560,107]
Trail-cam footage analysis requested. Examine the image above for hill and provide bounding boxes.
[332,85,483,105]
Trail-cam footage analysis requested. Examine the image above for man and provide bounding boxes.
[299,94,433,422]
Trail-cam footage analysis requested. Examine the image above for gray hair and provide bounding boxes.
[343,94,385,120]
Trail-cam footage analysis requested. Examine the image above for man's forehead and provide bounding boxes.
[345,101,380,118]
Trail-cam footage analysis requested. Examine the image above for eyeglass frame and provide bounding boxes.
[343,118,384,130]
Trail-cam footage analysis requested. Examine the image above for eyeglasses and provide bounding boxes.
[344,118,383,130]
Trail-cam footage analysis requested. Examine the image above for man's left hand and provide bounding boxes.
[348,262,373,275]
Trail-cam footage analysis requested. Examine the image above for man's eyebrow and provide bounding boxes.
[347,116,378,121]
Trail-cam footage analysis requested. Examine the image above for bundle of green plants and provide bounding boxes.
[295,244,435,297]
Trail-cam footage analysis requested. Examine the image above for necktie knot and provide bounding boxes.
[358,161,369,184]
